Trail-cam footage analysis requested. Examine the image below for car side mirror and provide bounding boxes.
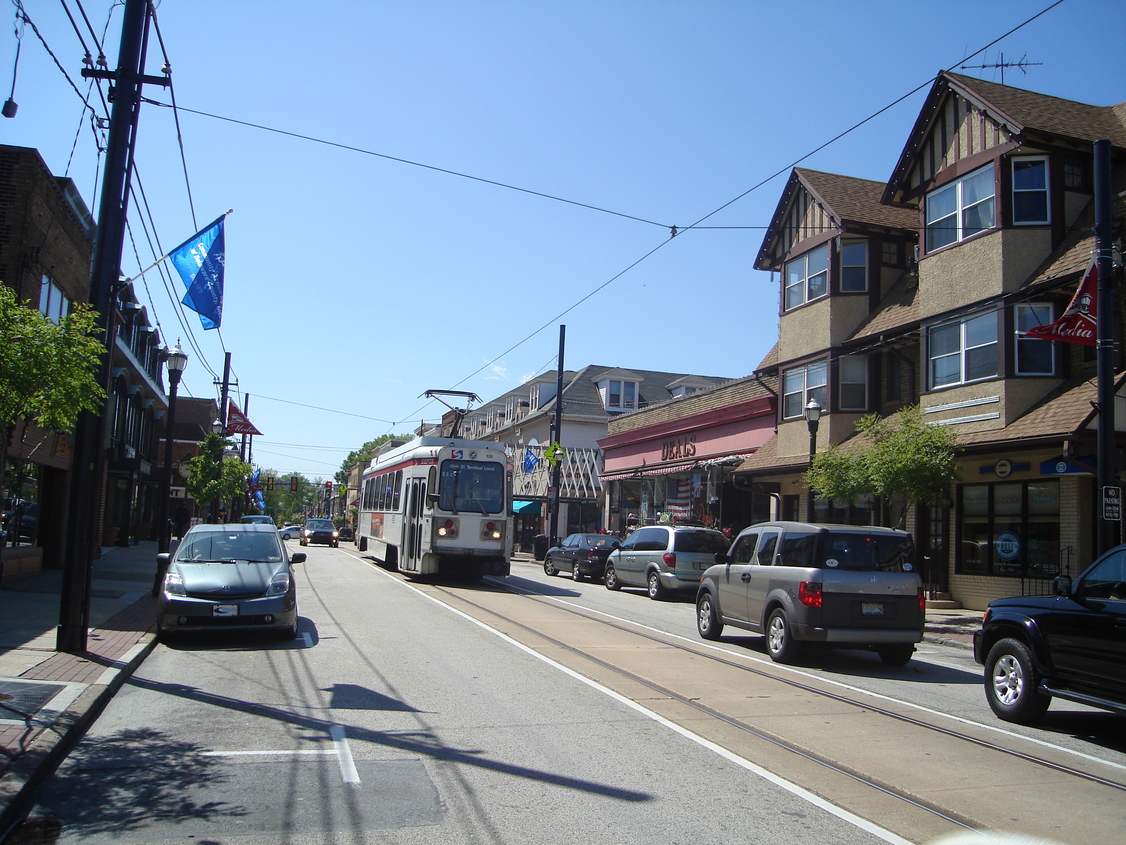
[715,552,730,565]
[290,552,307,564]
[1052,575,1072,597]
[611,541,621,550]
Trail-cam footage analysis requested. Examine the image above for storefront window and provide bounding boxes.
[956,479,1059,577]
[2,462,40,547]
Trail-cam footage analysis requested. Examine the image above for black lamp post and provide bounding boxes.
[804,398,821,520]
[209,418,225,523]
[156,344,187,552]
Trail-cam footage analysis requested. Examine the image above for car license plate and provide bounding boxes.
[213,604,239,617]
[862,602,884,616]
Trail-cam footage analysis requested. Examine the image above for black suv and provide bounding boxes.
[973,545,1126,724]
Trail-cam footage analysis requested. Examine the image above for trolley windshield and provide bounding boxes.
[438,459,505,514]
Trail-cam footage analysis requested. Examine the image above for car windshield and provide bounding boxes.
[176,532,283,563]
[306,519,334,530]
[673,531,730,554]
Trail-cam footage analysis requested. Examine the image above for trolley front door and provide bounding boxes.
[404,478,426,572]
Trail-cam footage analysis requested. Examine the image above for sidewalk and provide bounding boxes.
[0,544,982,836]
[0,541,161,837]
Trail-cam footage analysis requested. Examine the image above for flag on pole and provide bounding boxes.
[1026,258,1098,346]
[226,400,263,436]
[171,216,226,330]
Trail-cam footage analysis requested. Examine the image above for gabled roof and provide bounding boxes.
[756,168,917,270]
[885,71,1126,205]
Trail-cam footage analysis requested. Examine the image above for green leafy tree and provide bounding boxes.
[258,469,313,523]
[182,432,251,521]
[806,405,959,528]
[337,433,412,484]
[0,286,105,492]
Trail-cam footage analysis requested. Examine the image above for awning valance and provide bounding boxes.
[512,500,542,514]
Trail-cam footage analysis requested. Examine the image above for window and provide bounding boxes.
[784,244,829,310]
[1012,158,1049,225]
[838,356,868,411]
[925,165,995,251]
[928,311,998,389]
[1063,160,1085,190]
[840,241,868,292]
[606,380,638,411]
[39,275,70,323]
[1015,303,1055,376]
[957,480,1060,578]
[881,241,903,267]
[782,361,827,419]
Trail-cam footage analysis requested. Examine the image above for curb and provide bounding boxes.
[0,632,158,839]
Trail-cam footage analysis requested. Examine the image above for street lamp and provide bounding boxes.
[210,418,225,522]
[804,398,822,520]
[153,343,187,594]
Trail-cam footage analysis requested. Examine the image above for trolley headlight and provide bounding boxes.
[481,521,503,541]
[436,518,459,538]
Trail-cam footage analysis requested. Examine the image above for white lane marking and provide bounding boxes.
[302,631,313,648]
[399,576,911,845]
[331,724,361,784]
[201,750,334,757]
[501,578,1126,776]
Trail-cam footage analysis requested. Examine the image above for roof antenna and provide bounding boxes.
[960,52,1041,85]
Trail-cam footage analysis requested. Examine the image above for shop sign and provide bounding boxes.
[661,435,696,462]
[994,531,1021,561]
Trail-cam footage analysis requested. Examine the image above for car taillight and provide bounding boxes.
[481,521,502,541]
[919,587,927,614]
[663,552,676,568]
[587,552,599,562]
[798,581,822,608]
[436,518,458,538]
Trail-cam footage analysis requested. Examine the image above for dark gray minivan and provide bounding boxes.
[696,522,924,665]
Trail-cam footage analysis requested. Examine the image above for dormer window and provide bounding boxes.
[784,244,829,310]
[925,164,995,252]
[1012,157,1049,225]
[607,380,637,411]
[840,241,868,292]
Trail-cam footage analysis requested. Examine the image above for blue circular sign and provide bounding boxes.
[994,531,1021,561]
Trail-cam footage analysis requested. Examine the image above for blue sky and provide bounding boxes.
[5,0,1125,479]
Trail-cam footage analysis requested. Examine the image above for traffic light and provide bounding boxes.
[325,481,333,490]
[290,476,298,492]
[266,476,275,491]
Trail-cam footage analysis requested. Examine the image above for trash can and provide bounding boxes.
[533,534,550,561]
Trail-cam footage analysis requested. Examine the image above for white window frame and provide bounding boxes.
[838,356,869,411]
[928,310,998,389]
[606,379,638,411]
[840,240,868,293]
[782,361,827,419]
[1015,302,1056,376]
[783,244,829,310]
[1011,157,1050,225]
[39,275,70,323]
[925,164,996,252]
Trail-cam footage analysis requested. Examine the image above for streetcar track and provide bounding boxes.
[421,574,1126,803]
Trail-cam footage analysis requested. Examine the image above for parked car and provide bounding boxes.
[543,533,619,582]
[301,518,339,547]
[156,523,305,640]
[239,515,275,526]
[278,524,302,541]
[974,545,1126,724]
[604,524,729,599]
[696,522,924,665]
[338,525,354,542]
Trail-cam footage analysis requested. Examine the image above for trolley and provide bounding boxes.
[356,436,513,578]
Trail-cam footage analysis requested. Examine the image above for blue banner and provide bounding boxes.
[171,216,226,330]
[523,448,538,474]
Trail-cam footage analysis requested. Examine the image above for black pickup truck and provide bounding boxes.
[973,546,1126,724]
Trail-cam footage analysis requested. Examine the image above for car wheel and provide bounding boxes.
[332,540,339,548]
[282,623,299,641]
[697,591,723,640]
[300,538,307,546]
[543,557,558,577]
[572,561,584,582]
[647,571,666,601]
[985,637,1050,724]
[878,644,914,666]
[765,608,801,663]
[604,563,621,591]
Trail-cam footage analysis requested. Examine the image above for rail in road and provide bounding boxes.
[348,549,1125,845]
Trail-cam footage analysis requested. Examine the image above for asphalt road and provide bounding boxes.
[8,544,1126,844]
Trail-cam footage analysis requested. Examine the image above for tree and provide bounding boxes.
[805,405,959,528]
[181,432,251,521]
[337,433,411,484]
[0,286,105,493]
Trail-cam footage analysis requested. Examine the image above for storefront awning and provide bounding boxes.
[601,461,698,480]
[512,500,542,514]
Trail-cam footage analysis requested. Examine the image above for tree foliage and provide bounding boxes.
[337,433,412,483]
[182,432,251,519]
[0,286,106,488]
[806,406,959,527]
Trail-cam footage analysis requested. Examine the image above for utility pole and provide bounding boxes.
[1095,139,1118,555]
[548,325,565,546]
[58,0,167,653]
[210,352,233,522]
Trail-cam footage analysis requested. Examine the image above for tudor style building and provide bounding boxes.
[737,72,1125,610]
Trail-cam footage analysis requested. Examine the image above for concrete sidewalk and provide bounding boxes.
[0,543,983,837]
[0,541,161,837]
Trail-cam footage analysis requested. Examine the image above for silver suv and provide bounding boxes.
[605,524,730,600]
[696,522,924,665]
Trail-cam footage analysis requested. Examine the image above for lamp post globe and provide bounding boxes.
[155,344,187,582]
